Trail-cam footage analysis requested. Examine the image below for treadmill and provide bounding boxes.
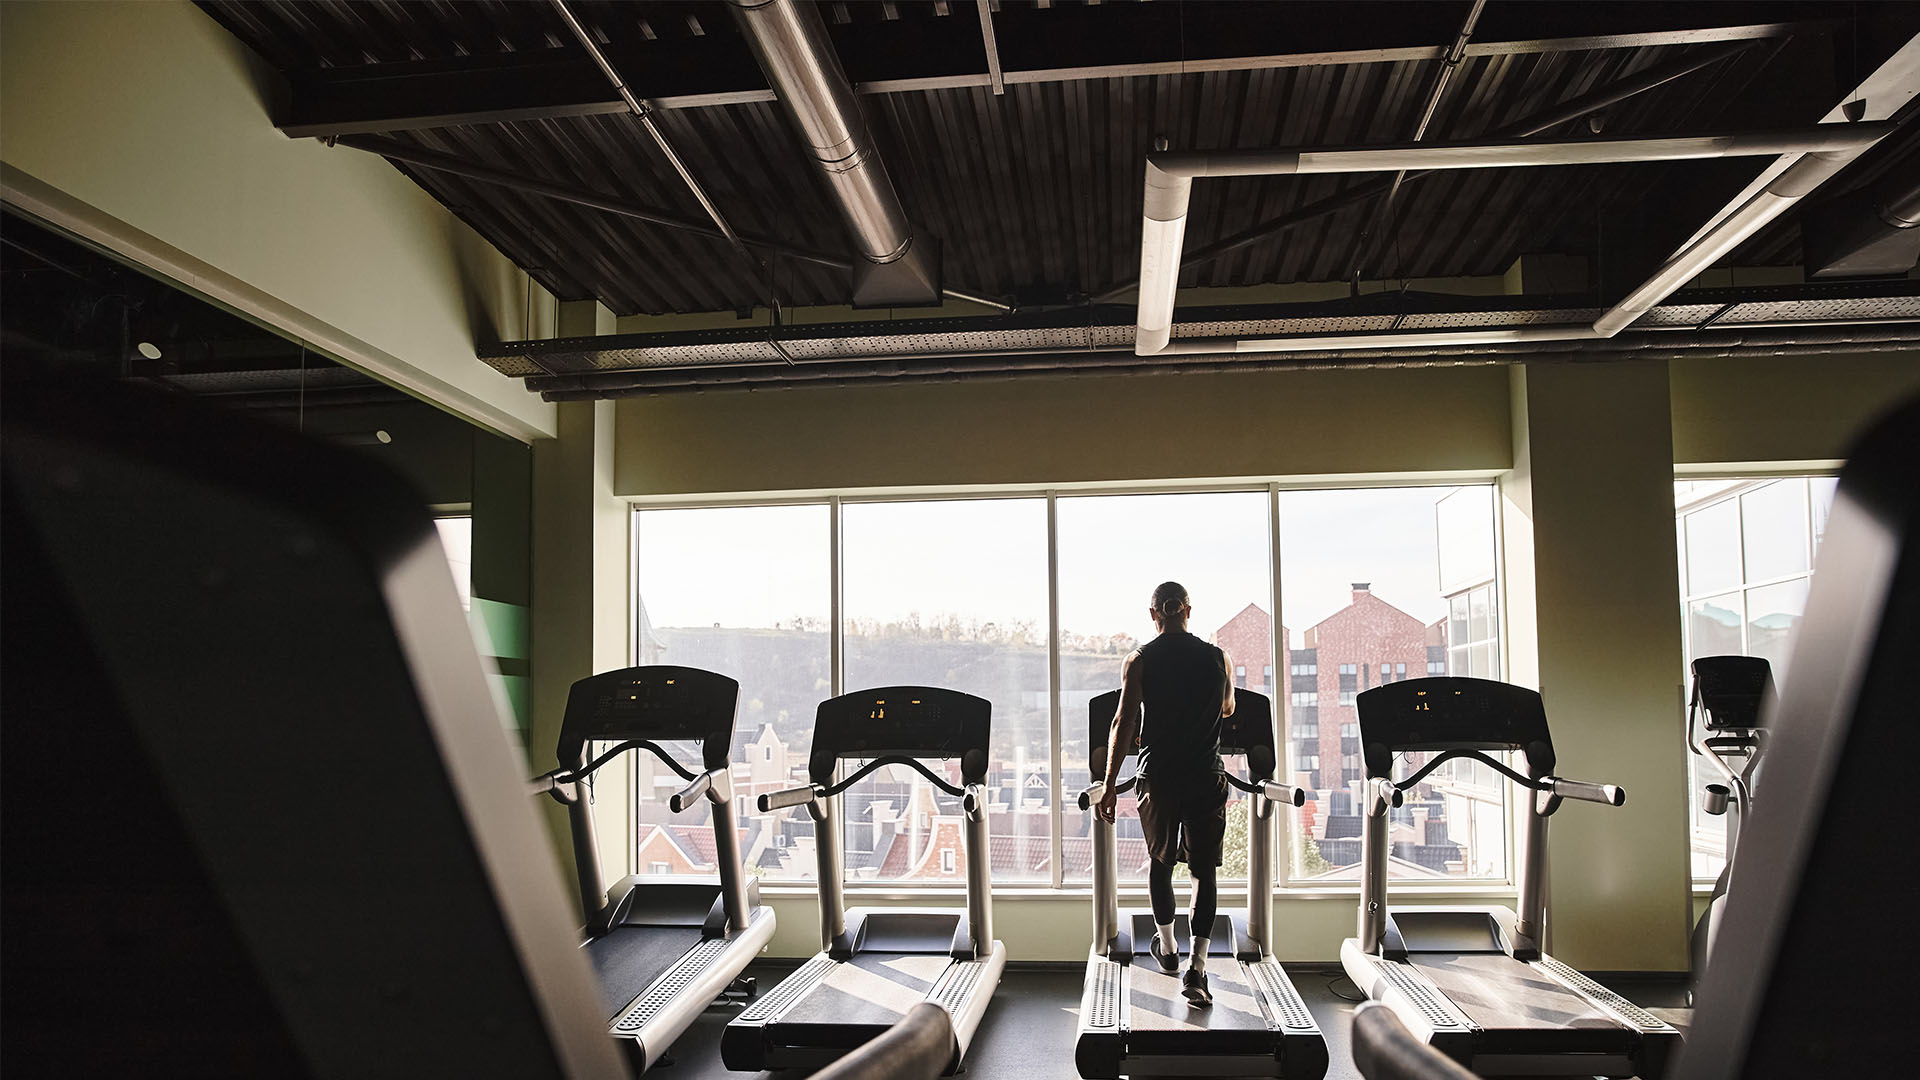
[529,665,777,1071]
[722,686,1007,1073]
[1338,677,1680,1079]
[1075,687,1328,1080]
[1684,655,1770,988]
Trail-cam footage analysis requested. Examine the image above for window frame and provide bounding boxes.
[1674,473,1835,885]
[630,475,1510,896]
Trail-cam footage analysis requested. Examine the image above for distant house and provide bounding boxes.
[1213,603,1283,698]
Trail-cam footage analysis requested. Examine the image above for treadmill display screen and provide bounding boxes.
[810,686,992,781]
[560,666,739,749]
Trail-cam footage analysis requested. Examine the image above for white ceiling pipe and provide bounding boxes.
[1154,326,1602,355]
[1145,125,1888,179]
[1135,123,1899,356]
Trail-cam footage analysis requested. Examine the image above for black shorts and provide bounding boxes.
[1136,773,1230,868]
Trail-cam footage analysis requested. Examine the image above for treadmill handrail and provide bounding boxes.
[1259,779,1309,807]
[671,767,734,813]
[534,738,700,794]
[759,783,824,813]
[1075,775,1137,810]
[826,755,969,799]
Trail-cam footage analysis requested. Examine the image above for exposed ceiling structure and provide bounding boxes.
[198,1,1920,396]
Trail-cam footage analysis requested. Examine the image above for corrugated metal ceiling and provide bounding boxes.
[198,1,1902,318]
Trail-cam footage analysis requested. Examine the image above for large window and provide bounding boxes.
[841,499,1050,884]
[1054,492,1273,885]
[634,505,831,879]
[433,516,473,612]
[1279,486,1506,883]
[632,483,1504,890]
[1676,476,1835,880]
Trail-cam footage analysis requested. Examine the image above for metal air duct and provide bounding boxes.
[730,0,942,307]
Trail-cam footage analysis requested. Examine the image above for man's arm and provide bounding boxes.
[1102,652,1145,791]
[1219,648,1237,718]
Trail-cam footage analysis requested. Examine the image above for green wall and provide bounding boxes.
[615,364,1513,496]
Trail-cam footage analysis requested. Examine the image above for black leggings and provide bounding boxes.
[1149,859,1218,940]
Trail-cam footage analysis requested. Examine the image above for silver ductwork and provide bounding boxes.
[731,0,942,306]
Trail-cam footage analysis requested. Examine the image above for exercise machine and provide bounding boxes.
[1074,687,1328,1080]
[529,665,777,1071]
[1349,398,1920,1078]
[722,686,1007,1072]
[4,381,627,1076]
[1338,677,1680,1079]
[1684,654,1770,994]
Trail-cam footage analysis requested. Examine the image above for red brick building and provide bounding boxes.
[1212,602,1283,698]
[1290,583,1446,792]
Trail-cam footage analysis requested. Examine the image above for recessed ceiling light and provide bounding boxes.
[136,341,162,360]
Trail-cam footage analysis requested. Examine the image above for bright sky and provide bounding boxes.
[635,487,1496,644]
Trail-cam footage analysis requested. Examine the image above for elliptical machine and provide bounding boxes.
[1685,655,1771,999]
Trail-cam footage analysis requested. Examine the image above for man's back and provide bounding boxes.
[1135,630,1227,781]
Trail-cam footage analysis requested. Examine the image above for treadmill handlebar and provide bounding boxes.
[962,783,987,820]
[527,772,580,805]
[671,767,725,813]
[1547,777,1626,807]
[759,783,823,813]
[1075,775,1138,811]
[1260,780,1308,807]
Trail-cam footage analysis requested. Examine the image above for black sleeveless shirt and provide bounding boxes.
[1133,630,1228,783]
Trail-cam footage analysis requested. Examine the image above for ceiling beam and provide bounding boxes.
[273,3,1837,138]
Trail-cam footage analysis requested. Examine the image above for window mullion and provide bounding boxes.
[829,496,844,888]
[1268,483,1294,885]
[1047,491,1063,892]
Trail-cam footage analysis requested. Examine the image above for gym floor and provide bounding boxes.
[666,961,1692,1080]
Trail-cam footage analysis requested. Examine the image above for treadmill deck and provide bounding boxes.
[776,951,954,1028]
[1411,953,1632,1043]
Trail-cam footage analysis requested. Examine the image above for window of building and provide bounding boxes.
[1056,491,1270,885]
[941,848,956,874]
[635,505,831,881]
[433,515,473,612]
[843,498,1049,884]
[1676,476,1836,881]
[649,861,671,875]
[1235,664,1247,686]
[635,482,1505,891]
[1280,485,1505,883]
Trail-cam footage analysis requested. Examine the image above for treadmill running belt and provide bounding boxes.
[777,953,954,1029]
[586,925,703,1020]
[1412,954,1629,1036]
[1125,959,1277,1054]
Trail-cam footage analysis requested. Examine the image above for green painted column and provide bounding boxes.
[1505,361,1691,972]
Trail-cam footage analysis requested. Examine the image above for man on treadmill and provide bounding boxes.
[1096,581,1235,1008]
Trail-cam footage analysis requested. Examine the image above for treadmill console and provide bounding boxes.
[810,686,991,785]
[1356,677,1556,780]
[1086,687,1277,780]
[558,666,740,771]
[1691,655,1772,731]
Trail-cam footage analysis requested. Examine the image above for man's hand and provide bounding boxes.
[1097,786,1118,824]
